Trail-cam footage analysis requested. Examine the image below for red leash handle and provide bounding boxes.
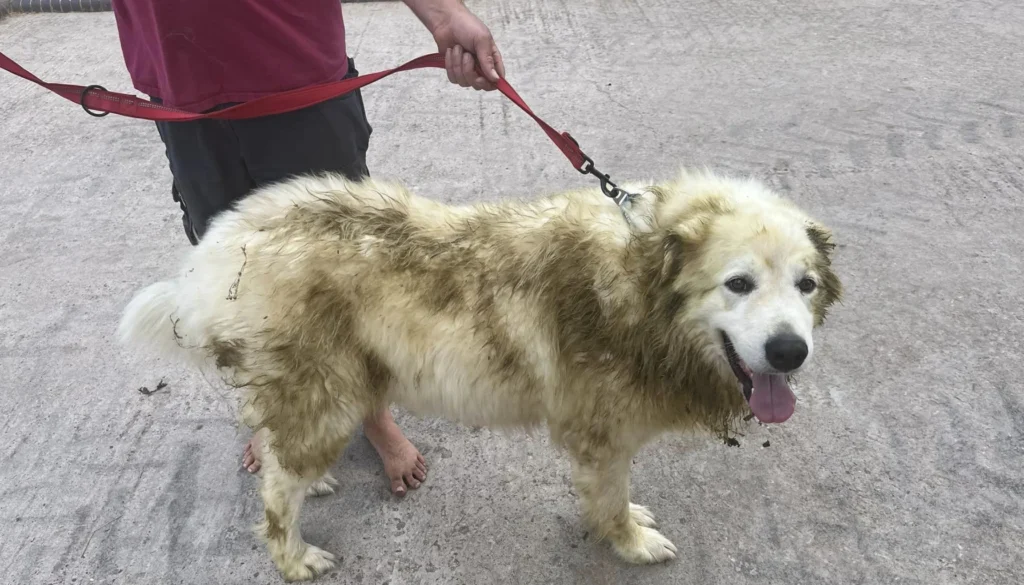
[0,50,589,172]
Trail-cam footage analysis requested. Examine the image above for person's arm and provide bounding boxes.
[401,0,505,91]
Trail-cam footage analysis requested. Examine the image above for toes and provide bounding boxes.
[390,477,407,497]
[629,503,657,528]
[242,440,261,474]
[641,527,678,560]
[613,526,677,564]
[278,544,335,581]
[303,544,336,572]
[373,433,426,495]
[641,536,676,563]
[241,452,260,474]
[320,472,339,489]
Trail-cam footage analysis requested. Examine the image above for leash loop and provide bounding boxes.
[80,84,110,117]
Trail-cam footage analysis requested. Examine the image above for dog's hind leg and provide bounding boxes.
[239,395,335,495]
[250,375,370,582]
[240,395,339,498]
[255,442,339,582]
[564,435,677,564]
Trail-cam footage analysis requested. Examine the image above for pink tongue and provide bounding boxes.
[749,373,796,423]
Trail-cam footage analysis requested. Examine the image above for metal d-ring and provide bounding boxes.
[80,84,110,117]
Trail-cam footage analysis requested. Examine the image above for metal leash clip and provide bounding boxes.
[578,154,636,207]
[563,133,638,208]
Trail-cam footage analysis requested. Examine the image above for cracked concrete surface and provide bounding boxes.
[1,1,1022,583]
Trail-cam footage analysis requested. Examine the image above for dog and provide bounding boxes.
[118,167,842,581]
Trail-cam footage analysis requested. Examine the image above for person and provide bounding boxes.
[110,0,506,496]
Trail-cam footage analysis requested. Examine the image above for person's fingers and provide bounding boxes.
[445,47,457,85]
[446,37,503,90]
[465,55,495,90]
[451,45,467,87]
[470,45,498,90]
[493,46,506,80]
[460,49,477,87]
[471,75,494,91]
[475,41,501,83]
[450,45,462,84]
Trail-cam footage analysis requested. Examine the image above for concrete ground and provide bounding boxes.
[1,1,1022,583]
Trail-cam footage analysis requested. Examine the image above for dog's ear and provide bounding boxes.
[654,212,713,288]
[805,222,843,324]
[660,232,686,284]
[805,222,835,261]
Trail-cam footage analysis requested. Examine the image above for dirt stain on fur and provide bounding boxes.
[210,338,246,370]
[226,245,248,301]
[263,509,286,542]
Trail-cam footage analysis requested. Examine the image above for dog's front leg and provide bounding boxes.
[568,443,677,564]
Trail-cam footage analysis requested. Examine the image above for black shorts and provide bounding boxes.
[152,58,372,244]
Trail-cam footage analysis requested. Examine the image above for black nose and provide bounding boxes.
[765,333,808,372]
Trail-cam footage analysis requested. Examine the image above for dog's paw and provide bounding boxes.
[612,525,677,564]
[301,545,337,577]
[306,472,339,498]
[629,503,657,528]
[279,545,337,582]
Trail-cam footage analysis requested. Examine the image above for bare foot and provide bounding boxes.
[238,410,425,496]
[363,407,426,496]
[242,433,261,474]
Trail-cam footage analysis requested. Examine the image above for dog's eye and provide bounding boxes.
[725,276,755,295]
[798,277,817,294]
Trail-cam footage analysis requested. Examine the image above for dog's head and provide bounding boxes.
[635,170,842,424]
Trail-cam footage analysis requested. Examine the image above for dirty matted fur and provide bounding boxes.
[119,167,842,581]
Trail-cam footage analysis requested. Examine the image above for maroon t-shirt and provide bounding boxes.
[111,0,349,113]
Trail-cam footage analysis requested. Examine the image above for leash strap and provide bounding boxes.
[0,49,635,204]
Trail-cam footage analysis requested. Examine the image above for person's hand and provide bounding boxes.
[434,7,505,91]
[406,0,505,91]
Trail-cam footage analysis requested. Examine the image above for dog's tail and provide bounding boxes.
[118,280,190,358]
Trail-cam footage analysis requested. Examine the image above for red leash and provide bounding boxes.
[0,49,637,206]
